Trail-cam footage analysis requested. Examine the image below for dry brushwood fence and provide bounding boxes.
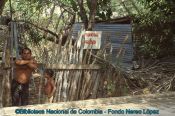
[128,58,175,95]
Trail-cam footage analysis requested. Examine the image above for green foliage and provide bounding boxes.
[139,36,160,58]
[69,0,78,11]
[58,0,113,21]
[133,0,175,57]
[2,0,175,57]
[96,0,112,20]
[28,28,43,45]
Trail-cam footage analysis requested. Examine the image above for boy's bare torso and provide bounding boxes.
[45,79,54,96]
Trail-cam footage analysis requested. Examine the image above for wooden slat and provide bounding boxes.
[46,64,101,70]
[2,63,101,70]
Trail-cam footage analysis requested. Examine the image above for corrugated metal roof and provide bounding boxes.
[72,23,133,71]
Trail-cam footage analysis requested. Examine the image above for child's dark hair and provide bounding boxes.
[45,69,54,77]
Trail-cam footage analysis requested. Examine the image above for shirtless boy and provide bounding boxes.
[44,69,56,103]
[11,47,37,106]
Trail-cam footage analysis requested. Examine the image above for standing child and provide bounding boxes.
[44,69,56,103]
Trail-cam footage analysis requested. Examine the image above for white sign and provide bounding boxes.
[77,31,102,49]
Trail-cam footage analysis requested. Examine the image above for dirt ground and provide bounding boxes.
[1,92,175,116]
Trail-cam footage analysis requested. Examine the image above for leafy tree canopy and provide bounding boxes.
[1,0,175,57]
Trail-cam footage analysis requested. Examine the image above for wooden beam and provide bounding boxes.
[2,63,101,70]
[46,64,101,70]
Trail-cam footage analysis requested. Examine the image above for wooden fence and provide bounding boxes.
[0,22,129,107]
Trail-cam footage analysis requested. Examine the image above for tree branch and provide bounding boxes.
[0,0,7,15]
[43,4,56,38]
[24,21,59,38]
[77,0,88,29]
[53,0,75,15]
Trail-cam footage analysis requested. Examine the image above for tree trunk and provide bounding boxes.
[87,0,98,30]
[77,0,88,29]
[0,0,7,15]
[43,4,56,38]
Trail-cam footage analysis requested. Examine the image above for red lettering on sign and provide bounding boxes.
[85,33,98,37]
[84,40,96,45]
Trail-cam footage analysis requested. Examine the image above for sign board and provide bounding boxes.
[77,31,102,49]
